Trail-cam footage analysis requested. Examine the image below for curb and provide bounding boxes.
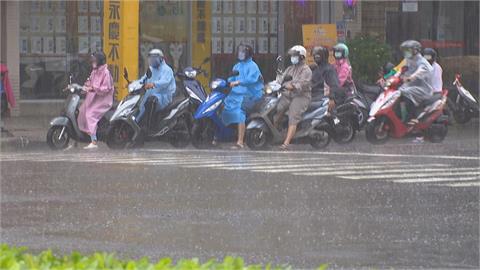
[1,136,45,151]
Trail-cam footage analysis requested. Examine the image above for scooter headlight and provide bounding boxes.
[185,70,197,79]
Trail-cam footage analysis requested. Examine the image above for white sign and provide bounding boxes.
[402,0,418,12]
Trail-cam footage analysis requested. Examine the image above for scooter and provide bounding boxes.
[365,68,449,144]
[105,68,191,149]
[190,71,240,148]
[448,73,479,124]
[176,57,210,114]
[46,76,116,150]
[245,75,333,150]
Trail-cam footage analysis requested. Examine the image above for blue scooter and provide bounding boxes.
[190,71,240,148]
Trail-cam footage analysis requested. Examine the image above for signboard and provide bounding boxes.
[402,0,418,12]
[103,0,139,100]
[302,24,338,65]
[191,1,211,88]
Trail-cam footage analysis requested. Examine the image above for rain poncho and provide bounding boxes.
[334,58,353,88]
[78,64,114,135]
[222,58,263,125]
[311,62,340,101]
[136,61,176,122]
[431,62,443,93]
[399,54,434,106]
[0,64,15,108]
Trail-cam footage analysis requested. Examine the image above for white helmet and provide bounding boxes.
[288,45,307,58]
[148,48,164,57]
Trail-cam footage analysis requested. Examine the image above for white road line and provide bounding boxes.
[293,166,471,177]
[218,161,406,171]
[145,148,480,160]
[340,170,480,180]
[255,163,443,173]
[438,182,480,187]
[392,176,480,183]
[180,158,328,168]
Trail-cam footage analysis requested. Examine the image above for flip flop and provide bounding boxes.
[279,144,289,151]
[230,143,245,150]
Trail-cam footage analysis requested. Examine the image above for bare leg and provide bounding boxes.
[283,124,297,146]
[237,123,245,145]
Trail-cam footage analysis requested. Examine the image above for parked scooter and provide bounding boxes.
[190,71,240,148]
[46,76,116,150]
[366,67,449,144]
[245,75,333,150]
[448,74,479,124]
[105,68,191,149]
[176,57,210,113]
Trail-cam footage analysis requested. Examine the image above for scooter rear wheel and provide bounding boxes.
[453,107,471,124]
[191,119,215,149]
[333,118,356,144]
[46,125,70,150]
[106,122,134,149]
[365,117,390,145]
[425,123,448,143]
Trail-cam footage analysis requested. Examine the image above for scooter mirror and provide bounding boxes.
[146,68,152,79]
[276,55,283,63]
[123,68,129,81]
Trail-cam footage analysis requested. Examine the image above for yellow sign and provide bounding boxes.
[103,0,139,100]
[191,1,211,88]
[302,24,338,65]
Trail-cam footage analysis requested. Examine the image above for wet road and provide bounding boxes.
[1,126,479,269]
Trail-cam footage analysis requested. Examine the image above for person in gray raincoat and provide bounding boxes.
[398,40,434,125]
[273,45,312,150]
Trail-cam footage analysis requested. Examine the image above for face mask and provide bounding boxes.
[149,57,162,68]
[291,56,299,65]
[238,51,246,61]
[334,52,342,59]
[403,51,413,59]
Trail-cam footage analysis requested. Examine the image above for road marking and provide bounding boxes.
[215,161,406,171]
[145,148,480,161]
[340,170,480,180]
[256,163,443,173]
[439,182,480,187]
[294,167,473,177]
[392,176,480,183]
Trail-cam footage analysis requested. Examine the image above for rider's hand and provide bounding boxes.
[83,86,92,92]
[145,83,155,89]
[285,83,294,91]
[229,81,240,87]
[328,99,336,112]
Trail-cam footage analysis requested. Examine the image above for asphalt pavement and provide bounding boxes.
[1,123,479,269]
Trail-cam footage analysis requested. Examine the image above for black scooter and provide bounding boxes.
[448,74,479,124]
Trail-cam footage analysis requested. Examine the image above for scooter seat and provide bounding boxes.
[421,92,442,107]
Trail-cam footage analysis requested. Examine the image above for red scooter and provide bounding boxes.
[365,68,449,144]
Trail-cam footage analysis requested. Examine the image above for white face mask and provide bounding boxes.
[238,51,246,61]
[403,51,413,59]
[291,56,299,65]
[334,52,343,59]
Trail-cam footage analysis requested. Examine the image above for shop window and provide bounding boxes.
[19,0,103,99]
[210,0,280,81]
[139,1,190,75]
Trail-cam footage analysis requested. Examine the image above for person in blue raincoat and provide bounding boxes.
[222,44,264,149]
[135,48,176,125]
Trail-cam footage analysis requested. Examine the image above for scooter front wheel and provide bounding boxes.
[310,127,330,149]
[246,128,270,150]
[47,125,70,150]
[365,117,390,145]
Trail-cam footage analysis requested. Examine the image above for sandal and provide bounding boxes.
[407,119,419,126]
[279,144,289,151]
[230,143,245,150]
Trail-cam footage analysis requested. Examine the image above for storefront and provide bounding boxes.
[2,0,335,116]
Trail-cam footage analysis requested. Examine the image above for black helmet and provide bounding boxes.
[237,44,254,60]
[382,62,395,75]
[91,51,106,66]
[312,46,329,65]
[400,40,422,55]
[423,48,437,63]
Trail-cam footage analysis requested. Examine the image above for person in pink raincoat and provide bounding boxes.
[0,63,16,116]
[77,52,114,149]
[333,43,356,96]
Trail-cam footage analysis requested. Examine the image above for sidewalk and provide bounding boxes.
[1,116,50,150]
